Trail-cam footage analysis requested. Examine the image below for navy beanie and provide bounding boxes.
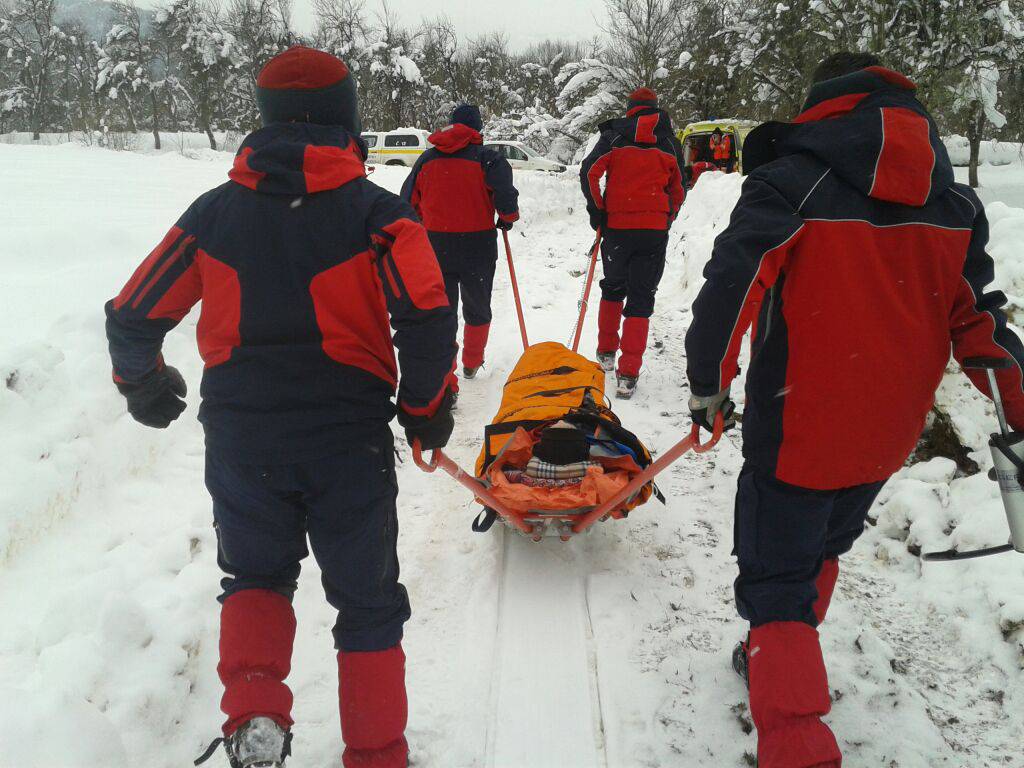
[256,46,361,133]
[451,104,483,131]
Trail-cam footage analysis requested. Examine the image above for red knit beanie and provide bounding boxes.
[256,46,360,132]
[627,87,659,114]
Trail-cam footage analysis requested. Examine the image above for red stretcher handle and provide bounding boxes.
[569,414,724,533]
[411,413,724,538]
[412,441,534,535]
[571,229,602,353]
[502,230,530,352]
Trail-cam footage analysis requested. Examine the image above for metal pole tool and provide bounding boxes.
[924,356,1024,561]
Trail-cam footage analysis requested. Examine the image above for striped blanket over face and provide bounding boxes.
[524,456,601,480]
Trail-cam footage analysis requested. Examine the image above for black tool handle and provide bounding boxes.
[922,542,1014,561]
[963,356,1014,370]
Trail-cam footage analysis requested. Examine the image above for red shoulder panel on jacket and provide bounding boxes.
[309,250,398,386]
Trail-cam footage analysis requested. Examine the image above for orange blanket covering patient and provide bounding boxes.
[481,427,643,516]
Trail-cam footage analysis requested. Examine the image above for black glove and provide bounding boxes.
[116,364,187,429]
[689,388,737,434]
[589,209,606,231]
[496,218,514,231]
[398,389,455,450]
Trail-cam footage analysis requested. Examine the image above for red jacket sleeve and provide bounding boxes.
[105,212,203,384]
[950,202,1024,430]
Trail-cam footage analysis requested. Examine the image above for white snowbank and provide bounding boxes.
[944,135,1022,167]
[0,130,245,155]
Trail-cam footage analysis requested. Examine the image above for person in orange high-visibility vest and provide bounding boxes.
[709,128,734,172]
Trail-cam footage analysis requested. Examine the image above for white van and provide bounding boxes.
[485,140,566,172]
[361,129,431,167]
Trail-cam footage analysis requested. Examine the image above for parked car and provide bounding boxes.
[360,129,431,167]
[485,140,566,172]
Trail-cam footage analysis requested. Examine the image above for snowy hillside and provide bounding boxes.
[1,144,1023,767]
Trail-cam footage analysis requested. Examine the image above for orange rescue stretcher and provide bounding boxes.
[411,232,723,541]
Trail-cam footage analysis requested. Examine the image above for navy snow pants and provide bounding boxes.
[429,230,499,327]
[733,463,886,628]
[207,425,410,652]
[599,228,668,319]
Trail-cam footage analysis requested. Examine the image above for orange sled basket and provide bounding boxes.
[414,342,723,541]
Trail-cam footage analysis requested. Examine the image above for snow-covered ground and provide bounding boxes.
[1,144,1023,768]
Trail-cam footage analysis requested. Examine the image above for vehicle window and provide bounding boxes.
[507,146,528,161]
[385,134,418,147]
[489,144,507,158]
[362,135,377,148]
[686,135,713,164]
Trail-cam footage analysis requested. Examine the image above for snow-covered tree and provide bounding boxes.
[155,0,238,149]
[0,0,70,139]
[60,21,106,133]
[223,0,293,131]
[97,1,163,146]
[942,1,1024,187]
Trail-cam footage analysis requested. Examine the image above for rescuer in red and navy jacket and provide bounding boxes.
[400,104,519,380]
[579,87,685,396]
[685,52,1024,768]
[105,47,457,768]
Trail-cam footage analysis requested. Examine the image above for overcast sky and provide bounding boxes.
[288,0,606,50]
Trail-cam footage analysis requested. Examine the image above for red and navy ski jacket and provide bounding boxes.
[400,123,519,233]
[105,123,457,462]
[685,67,1024,490]
[580,107,685,231]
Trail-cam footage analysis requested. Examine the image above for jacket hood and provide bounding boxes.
[600,107,674,146]
[229,122,366,195]
[743,67,953,208]
[428,122,483,154]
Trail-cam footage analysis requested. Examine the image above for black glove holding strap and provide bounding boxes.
[496,218,514,231]
[116,364,187,429]
[398,389,456,450]
[589,209,606,232]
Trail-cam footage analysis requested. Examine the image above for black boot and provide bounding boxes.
[732,638,750,689]
[615,374,637,399]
